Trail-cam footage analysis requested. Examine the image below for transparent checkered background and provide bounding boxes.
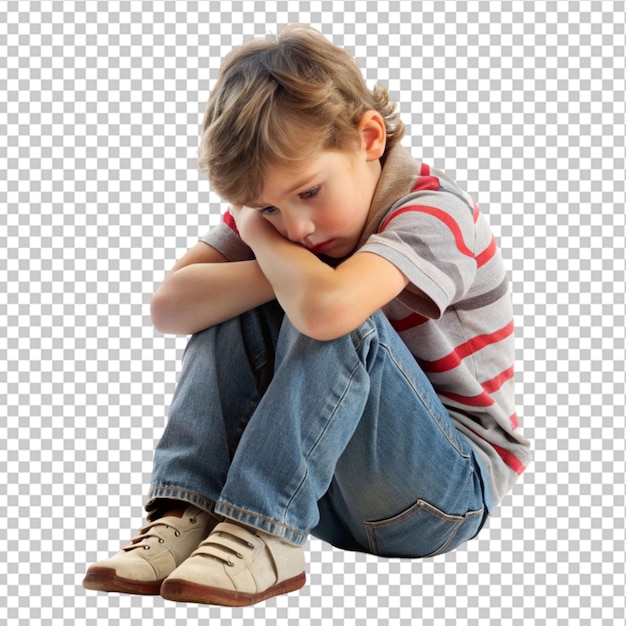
[1,1,625,624]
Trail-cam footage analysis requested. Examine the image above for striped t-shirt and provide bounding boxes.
[199,143,532,511]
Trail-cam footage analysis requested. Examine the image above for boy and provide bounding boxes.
[83,24,531,607]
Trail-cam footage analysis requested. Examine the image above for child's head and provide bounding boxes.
[197,24,405,206]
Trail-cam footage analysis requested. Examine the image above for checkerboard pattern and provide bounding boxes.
[2,1,625,624]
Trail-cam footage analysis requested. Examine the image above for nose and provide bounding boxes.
[283,212,315,244]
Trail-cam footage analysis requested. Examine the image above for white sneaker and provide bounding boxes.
[160,521,306,606]
[83,505,216,595]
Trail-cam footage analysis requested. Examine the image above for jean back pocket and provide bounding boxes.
[364,498,485,558]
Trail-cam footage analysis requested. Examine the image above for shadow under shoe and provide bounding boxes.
[82,505,217,595]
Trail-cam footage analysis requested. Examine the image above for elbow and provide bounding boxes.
[150,289,169,334]
[298,314,357,342]
[151,281,214,336]
[291,294,359,342]
[150,286,181,335]
[299,323,346,343]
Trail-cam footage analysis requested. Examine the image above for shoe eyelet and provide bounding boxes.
[247,542,254,548]
[190,517,197,524]
[236,552,243,559]
[174,530,180,537]
[143,545,151,550]
[159,539,165,544]
[227,560,235,567]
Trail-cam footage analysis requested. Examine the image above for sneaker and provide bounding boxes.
[82,505,216,595]
[160,521,306,606]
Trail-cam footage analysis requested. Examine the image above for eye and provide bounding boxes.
[260,206,278,216]
[300,186,320,200]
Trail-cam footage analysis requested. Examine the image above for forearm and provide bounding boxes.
[230,206,407,341]
[151,260,275,335]
[249,229,408,341]
[250,232,340,337]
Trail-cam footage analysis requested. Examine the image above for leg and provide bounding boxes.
[146,301,284,515]
[159,310,487,605]
[83,303,285,596]
[314,312,487,557]
[216,311,487,555]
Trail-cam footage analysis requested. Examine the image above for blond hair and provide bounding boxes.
[197,24,405,205]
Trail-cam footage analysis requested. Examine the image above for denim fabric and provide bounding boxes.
[147,302,487,556]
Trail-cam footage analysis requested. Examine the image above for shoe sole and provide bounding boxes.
[160,572,306,607]
[82,567,164,595]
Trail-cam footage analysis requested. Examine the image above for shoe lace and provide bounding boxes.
[122,515,197,553]
[191,523,257,567]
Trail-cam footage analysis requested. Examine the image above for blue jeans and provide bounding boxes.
[147,302,487,557]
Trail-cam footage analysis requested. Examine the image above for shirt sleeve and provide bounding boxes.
[198,209,254,262]
[358,193,478,319]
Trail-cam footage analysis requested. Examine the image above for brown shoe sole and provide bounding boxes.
[82,567,164,595]
[160,571,306,607]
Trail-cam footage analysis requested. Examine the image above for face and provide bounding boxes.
[250,148,382,259]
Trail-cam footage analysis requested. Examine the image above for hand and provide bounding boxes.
[229,204,278,247]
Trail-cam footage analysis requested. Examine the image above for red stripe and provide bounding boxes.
[492,442,526,475]
[476,236,497,268]
[464,426,526,475]
[411,176,441,192]
[472,200,480,223]
[437,366,514,410]
[481,366,515,394]
[419,321,515,373]
[420,162,430,176]
[510,413,519,429]
[379,205,474,258]
[390,312,429,332]
[223,209,239,234]
[481,436,526,474]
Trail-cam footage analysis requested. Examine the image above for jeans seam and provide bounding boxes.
[364,499,485,557]
[146,485,216,515]
[216,499,308,542]
[379,339,469,459]
[282,355,366,527]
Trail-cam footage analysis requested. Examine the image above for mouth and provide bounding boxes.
[309,240,335,254]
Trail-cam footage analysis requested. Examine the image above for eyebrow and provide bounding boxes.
[254,172,320,208]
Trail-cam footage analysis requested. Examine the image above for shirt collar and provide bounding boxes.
[356,143,422,250]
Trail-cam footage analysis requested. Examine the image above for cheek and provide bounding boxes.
[341,197,369,226]
[329,208,363,235]
[320,188,368,232]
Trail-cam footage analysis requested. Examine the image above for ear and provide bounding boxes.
[357,110,387,161]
